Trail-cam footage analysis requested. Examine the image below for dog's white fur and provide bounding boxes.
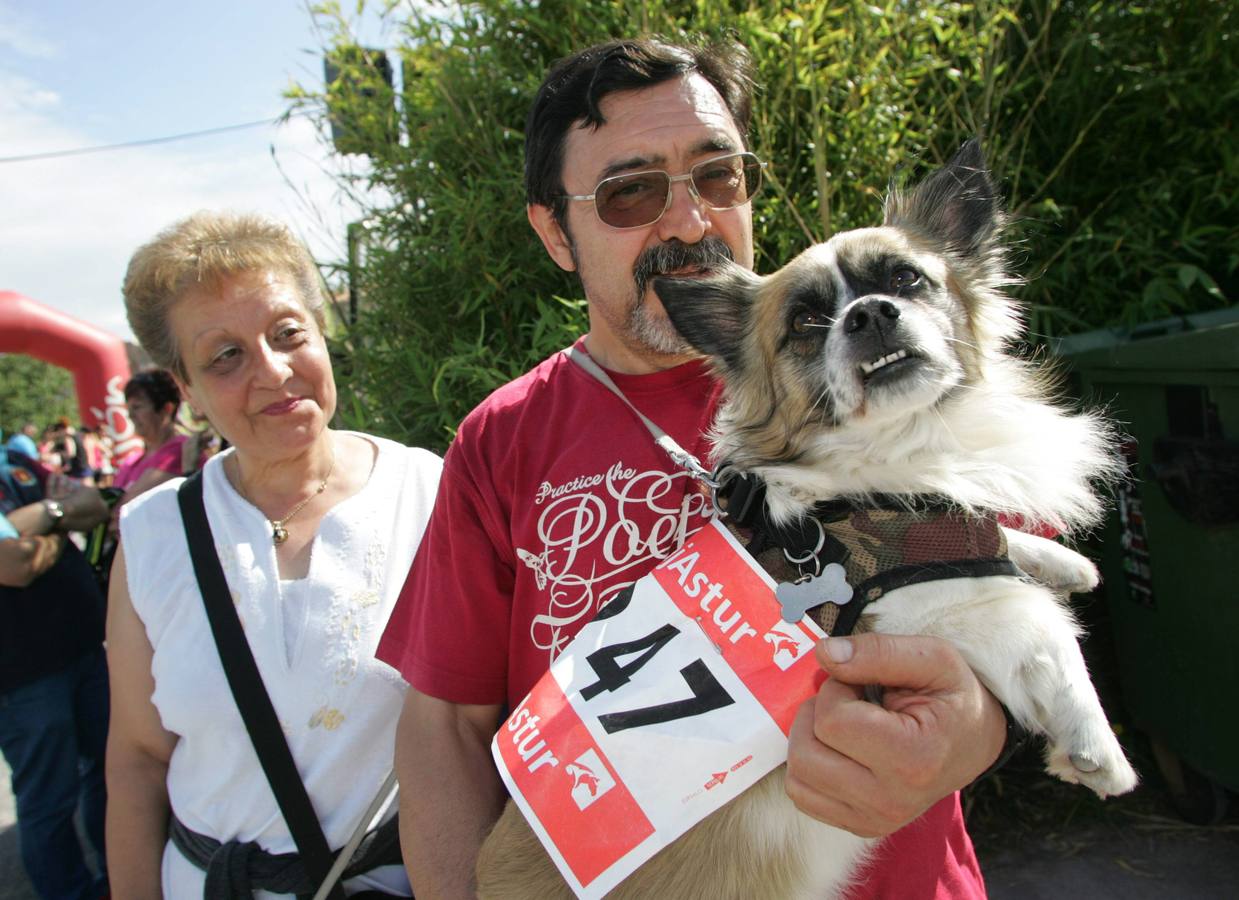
[477,141,1137,899]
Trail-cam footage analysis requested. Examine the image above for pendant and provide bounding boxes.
[272,523,289,545]
[775,563,853,623]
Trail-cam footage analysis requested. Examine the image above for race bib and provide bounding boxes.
[491,518,826,899]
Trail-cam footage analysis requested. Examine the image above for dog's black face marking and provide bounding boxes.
[781,275,837,356]
[838,253,933,304]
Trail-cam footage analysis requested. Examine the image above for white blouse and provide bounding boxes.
[121,433,441,898]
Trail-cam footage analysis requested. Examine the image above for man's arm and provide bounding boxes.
[395,688,506,900]
[785,633,1006,837]
[6,473,108,536]
[48,471,109,531]
[0,533,66,587]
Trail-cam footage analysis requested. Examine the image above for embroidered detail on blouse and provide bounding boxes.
[352,588,380,608]
[328,604,364,687]
[308,706,345,731]
[364,539,387,589]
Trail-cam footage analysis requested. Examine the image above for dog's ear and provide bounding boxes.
[654,262,760,371]
[884,138,1002,258]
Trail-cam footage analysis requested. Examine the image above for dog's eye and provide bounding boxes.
[791,309,829,335]
[890,267,921,291]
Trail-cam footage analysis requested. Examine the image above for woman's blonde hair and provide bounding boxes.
[122,211,326,381]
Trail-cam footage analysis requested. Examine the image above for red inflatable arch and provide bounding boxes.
[0,290,141,458]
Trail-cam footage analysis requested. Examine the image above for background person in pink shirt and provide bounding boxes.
[113,369,192,501]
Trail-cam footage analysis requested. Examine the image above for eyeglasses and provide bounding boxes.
[563,151,766,229]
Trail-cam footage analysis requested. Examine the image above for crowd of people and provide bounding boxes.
[4,393,218,495]
[1,34,1034,900]
[0,369,221,899]
[4,419,112,486]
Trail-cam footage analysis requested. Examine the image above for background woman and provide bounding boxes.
[112,369,190,502]
[105,211,440,898]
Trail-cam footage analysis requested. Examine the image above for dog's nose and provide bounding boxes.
[843,298,900,334]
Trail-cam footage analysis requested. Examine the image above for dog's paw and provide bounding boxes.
[1045,731,1138,798]
[1004,529,1100,594]
[1059,554,1101,594]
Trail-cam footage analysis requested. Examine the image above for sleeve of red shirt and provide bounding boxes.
[376,438,516,705]
[996,512,1059,540]
[847,794,987,899]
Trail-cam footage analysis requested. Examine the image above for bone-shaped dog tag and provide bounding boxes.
[777,563,853,623]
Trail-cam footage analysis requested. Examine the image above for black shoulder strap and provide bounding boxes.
[832,557,1025,637]
[177,472,345,900]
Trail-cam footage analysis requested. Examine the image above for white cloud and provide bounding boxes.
[0,3,60,61]
[0,73,374,342]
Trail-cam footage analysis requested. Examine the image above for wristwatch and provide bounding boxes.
[43,499,65,529]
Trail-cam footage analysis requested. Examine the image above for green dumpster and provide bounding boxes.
[1053,307,1239,823]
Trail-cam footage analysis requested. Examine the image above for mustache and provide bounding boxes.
[633,237,735,300]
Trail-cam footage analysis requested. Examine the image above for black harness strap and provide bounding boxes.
[712,465,1024,637]
[832,557,1025,637]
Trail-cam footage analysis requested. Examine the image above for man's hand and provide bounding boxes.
[784,633,1005,838]
[0,533,67,587]
[45,473,109,532]
[45,472,77,502]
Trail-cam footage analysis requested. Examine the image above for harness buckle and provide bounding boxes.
[711,465,765,527]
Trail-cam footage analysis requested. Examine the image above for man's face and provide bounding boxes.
[530,73,755,373]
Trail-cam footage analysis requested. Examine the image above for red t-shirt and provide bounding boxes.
[377,340,986,899]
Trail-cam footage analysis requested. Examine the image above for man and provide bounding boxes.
[0,448,110,899]
[378,38,1008,898]
[6,422,39,461]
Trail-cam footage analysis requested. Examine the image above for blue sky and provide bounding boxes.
[0,1,397,341]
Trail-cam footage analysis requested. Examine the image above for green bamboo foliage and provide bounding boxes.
[291,0,1235,451]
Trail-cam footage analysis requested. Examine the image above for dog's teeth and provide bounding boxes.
[860,348,910,375]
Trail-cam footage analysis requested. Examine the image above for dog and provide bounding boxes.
[476,140,1138,899]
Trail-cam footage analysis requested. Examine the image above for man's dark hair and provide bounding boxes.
[124,368,181,412]
[525,37,755,224]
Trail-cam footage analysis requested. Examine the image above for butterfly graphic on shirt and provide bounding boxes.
[517,547,552,590]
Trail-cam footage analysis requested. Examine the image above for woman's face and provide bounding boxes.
[125,389,171,445]
[169,269,335,463]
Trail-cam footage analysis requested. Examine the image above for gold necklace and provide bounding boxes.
[233,452,336,546]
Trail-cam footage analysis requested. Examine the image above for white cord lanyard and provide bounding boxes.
[565,345,720,488]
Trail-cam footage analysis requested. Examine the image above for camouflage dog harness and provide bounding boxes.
[714,472,1024,636]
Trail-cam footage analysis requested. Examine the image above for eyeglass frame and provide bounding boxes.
[561,151,767,230]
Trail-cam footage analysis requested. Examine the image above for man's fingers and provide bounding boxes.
[787,702,869,819]
[811,667,953,786]
[809,634,980,780]
[786,701,905,835]
[816,633,967,692]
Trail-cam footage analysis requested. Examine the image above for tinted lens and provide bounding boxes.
[692,153,762,209]
[595,171,672,228]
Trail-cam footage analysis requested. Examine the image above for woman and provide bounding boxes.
[113,369,191,501]
[79,425,111,485]
[49,417,93,482]
[106,211,441,898]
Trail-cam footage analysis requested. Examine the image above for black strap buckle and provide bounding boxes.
[711,465,766,530]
